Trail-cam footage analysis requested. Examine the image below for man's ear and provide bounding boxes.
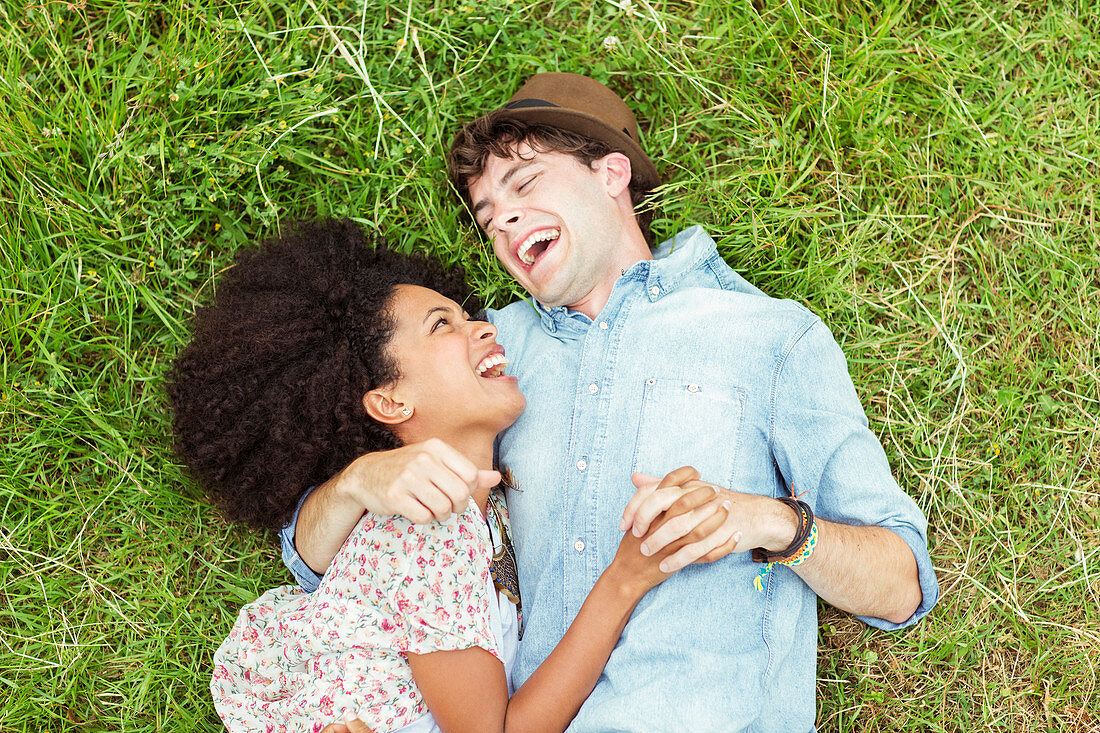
[363,389,412,426]
[601,152,633,197]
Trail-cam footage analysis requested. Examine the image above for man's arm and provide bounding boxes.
[623,318,937,627]
[290,438,500,576]
[622,474,921,623]
[788,518,921,624]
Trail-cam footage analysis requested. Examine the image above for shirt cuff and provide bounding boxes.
[279,486,325,593]
[856,523,940,631]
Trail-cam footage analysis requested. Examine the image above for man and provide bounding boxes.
[289,73,939,731]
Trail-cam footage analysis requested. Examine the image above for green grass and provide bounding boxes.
[2,0,1098,730]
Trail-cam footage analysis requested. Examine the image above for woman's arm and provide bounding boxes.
[294,441,498,574]
[406,487,726,733]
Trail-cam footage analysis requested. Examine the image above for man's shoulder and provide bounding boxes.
[660,226,822,338]
[483,299,543,353]
[677,284,822,338]
[484,298,540,325]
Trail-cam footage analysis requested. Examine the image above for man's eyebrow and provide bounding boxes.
[471,160,537,219]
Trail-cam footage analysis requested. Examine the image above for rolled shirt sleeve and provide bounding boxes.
[770,319,939,629]
[279,486,325,593]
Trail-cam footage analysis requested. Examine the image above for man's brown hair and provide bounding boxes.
[448,112,659,246]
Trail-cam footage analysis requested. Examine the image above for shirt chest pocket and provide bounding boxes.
[630,378,747,490]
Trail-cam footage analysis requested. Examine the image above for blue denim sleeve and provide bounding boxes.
[770,319,940,630]
[279,486,324,593]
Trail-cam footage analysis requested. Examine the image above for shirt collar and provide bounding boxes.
[531,225,718,334]
[622,225,717,301]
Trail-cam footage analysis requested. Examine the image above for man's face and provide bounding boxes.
[466,143,627,309]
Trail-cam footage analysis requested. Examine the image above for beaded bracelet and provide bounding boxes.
[752,498,817,593]
[753,520,818,593]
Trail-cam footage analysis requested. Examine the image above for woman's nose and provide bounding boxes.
[473,320,497,340]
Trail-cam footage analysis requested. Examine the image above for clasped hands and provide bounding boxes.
[620,465,793,573]
[337,441,784,574]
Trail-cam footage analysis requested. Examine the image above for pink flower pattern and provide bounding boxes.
[211,502,502,732]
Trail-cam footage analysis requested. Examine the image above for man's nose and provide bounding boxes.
[496,202,523,229]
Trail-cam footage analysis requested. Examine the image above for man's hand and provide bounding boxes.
[620,466,797,573]
[336,438,500,523]
[320,713,375,733]
[296,439,500,575]
[621,467,924,622]
[613,480,733,579]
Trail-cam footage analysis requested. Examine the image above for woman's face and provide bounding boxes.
[377,284,525,443]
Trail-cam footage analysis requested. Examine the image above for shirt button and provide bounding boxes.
[588,382,599,394]
[576,459,588,471]
[649,285,660,297]
[574,540,586,552]
[687,384,701,393]
[646,378,656,386]
[599,321,609,330]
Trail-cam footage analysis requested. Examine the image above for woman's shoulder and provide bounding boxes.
[328,501,491,583]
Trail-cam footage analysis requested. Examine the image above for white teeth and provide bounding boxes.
[475,352,508,376]
[517,228,560,265]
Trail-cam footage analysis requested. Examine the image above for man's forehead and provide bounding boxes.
[480,144,541,180]
[469,143,584,196]
[469,150,543,214]
[505,140,539,159]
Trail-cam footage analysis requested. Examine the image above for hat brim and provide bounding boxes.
[494,106,661,190]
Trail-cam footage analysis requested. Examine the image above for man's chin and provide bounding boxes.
[533,292,572,309]
[515,259,571,305]
[524,280,571,308]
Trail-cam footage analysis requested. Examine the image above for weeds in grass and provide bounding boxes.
[1,0,1097,730]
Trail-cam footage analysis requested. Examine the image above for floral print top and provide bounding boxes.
[211,498,506,733]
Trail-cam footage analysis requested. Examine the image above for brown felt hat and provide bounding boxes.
[457,72,660,190]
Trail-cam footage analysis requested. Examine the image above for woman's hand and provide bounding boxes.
[609,469,735,595]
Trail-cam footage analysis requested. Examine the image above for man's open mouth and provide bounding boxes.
[475,352,508,379]
[516,228,560,267]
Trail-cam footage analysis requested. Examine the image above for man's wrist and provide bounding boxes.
[758,497,800,553]
[329,457,371,512]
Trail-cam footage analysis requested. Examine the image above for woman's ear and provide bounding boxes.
[363,389,413,426]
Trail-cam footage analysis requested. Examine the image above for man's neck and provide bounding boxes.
[567,230,653,319]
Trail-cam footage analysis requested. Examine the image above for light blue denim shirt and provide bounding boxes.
[280,226,939,732]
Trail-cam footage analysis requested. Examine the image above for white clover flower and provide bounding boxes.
[603,35,620,50]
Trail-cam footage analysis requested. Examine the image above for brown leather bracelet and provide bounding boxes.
[751,497,814,563]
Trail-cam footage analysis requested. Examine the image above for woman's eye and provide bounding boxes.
[431,317,448,333]
[518,175,535,192]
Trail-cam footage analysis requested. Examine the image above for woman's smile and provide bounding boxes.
[381,284,525,451]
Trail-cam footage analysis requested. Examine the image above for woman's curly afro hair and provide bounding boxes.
[167,218,479,532]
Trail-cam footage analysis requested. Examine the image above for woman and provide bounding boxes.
[168,220,708,732]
